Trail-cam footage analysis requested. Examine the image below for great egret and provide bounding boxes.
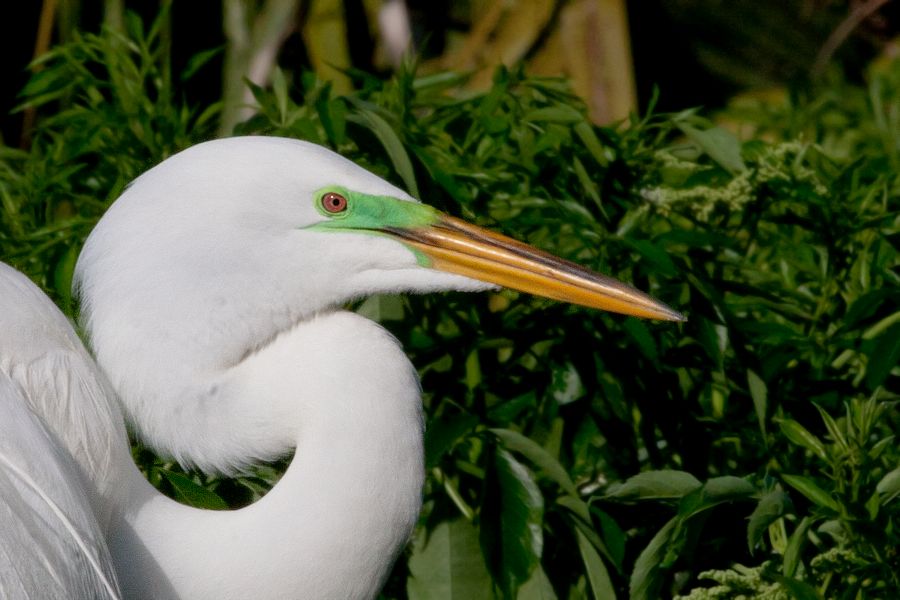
[0,136,682,599]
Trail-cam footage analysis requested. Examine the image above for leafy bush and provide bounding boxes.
[1,13,897,600]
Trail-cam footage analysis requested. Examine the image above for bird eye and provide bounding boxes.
[321,192,348,214]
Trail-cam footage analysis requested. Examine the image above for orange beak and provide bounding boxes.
[387,214,684,321]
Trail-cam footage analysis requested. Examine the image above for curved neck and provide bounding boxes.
[109,312,425,599]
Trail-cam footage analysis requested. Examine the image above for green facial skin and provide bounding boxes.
[307,186,440,266]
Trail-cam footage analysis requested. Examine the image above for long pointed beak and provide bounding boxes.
[386,214,685,321]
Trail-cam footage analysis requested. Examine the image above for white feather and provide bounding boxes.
[0,374,120,599]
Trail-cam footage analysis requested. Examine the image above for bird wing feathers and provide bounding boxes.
[0,263,125,599]
[0,375,121,599]
[0,263,130,517]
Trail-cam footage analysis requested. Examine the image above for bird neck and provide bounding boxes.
[110,311,425,599]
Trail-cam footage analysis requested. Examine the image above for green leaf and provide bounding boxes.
[782,516,813,578]
[53,244,79,316]
[629,517,677,600]
[771,576,822,600]
[876,466,900,503]
[464,349,481,391]
[180,45,223,81]
[865,490,881,520]
[517,564,558,600]
[843,289,896,329]
[574,121,611,167]
[865,322,900,389]
[480,448,544,597]
[676,123,747,173]
[862,310,900,339]
[572,156,606,217]
[488,391,537,423]
[407,519,493,600]
[606,470,702,501]
[425,413,479,470]
[347,106,419,196]
[781,475,839,512]
[777,419,827,460]
[592,507,626,572]
[677,476,756,518]
[623,239,678,277]
[746,369,767,438]
[244,78,270,111]
[271,67,289,122]
[490,428,579,497]
[16,69,69,108]
[869,435,895,460]
[816,519,846,545]
[747,489,791,553]
[812,405,849,452]
[575,528,616,600]
[696,318,724,371]
[317,97,348,146]
[412,146,466,202]
[622,319,659,363]
[558,498,619,572]
[702,476,756,499]
[160,470,228,510]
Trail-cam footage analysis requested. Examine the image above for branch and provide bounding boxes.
[220,0,300,136]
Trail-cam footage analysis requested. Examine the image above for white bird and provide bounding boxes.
[0,136,683,599]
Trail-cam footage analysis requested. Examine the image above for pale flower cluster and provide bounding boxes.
[641,142,827,222]
[674,564,791,600]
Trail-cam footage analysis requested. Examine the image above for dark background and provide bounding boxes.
[2,1,897,145]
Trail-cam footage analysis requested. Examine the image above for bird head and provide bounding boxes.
[73,136,683,471]
[76,136,681,376]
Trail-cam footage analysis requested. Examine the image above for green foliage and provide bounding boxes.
[1,12,898,600]
[780,396,899,596]
[0,10,213,307]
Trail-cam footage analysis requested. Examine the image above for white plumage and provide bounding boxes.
[0,374,119,600]
[0,137,681,599]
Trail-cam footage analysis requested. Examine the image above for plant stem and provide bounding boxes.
[220,0,300,136]
[20,0,59,148]
[811,0,890,78]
